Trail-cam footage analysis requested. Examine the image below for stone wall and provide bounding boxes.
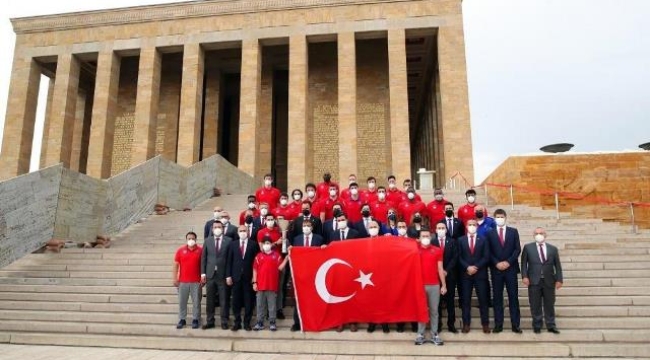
[482,152,650,229]
[0,165,61,268]
[0,154,253,268]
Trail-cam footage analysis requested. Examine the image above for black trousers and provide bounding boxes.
[231,279,254,326]
[438,274,457,328]
[492,267,520,327]
[461,275,490,326]
[528,282,556,330]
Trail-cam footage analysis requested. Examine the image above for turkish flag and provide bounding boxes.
[290,236,429,331]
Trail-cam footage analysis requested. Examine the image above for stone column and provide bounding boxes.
[0,56,41,180]
[287,35,308,190]
[177,43,205,167]
[438,19,474,184]
[238,38,262,178]
[39,79,55,169]
[388,29,412,183]
[87,49,120,179]
[43,52,80,169]
[337,32,357,181]
[202,69,220,158]
[131,46,162,166]
[70,90,87,172]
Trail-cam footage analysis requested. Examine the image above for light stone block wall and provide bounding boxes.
[0,154,252,268]
[0,165,62,267]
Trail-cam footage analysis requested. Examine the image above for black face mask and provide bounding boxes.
[445,210,454,218]
[388,214,397,221]
[302,209,311,216]
[475,211,484,219]
[245,215,253,224]
[362,210,371,217]
[413,216,422,224]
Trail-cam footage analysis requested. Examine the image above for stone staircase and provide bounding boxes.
[0,191,649,358]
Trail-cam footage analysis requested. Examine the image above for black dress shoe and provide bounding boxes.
[512,326,523,333]
[533,328,541,334]
[244,324,253,331]
[448,325,459,334]
[202,323,215,330]
[548,327,560,334]
[493,325,503,333]
[290,324,301,332]
[367,324,376,333]
[482,324,491,334]
[396,323,405,333]
[231,323,241,331]
[221,323,229,330]
[462,324,470,333]
[381,324,390,333]
[277,310,285,320]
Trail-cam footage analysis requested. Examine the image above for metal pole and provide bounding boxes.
[630,202,637,234]
[555,192,560,220]
[509,184,514,210]
[484,184,489,207]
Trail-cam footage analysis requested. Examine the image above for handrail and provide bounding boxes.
[447,171,472,189]
[482,181,650,233]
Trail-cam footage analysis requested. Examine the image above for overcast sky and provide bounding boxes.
[0,0,649,184]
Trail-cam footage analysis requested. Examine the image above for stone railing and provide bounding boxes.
[0,154,253,268]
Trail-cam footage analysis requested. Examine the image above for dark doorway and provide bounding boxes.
[218,73,241,165]
[272,70,289,191]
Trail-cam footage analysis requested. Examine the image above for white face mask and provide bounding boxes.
[368,182,376,190]
[219,217,229,225]
[329,189,337,197]
[467,225,477,235]
[265,220,275,228]
[293,194,302,201]
[213,228,223,236]
[264,179,272,186]
[214,211,221,219]
[187,239,196,247]
[495,218,506,227]
[350,188,358,195]
[388,183,396,189]
[280,199,288,206]
[307,190,315,198]
[260,208,268,216]
[262,243,272,252]
[337,220,347,229]
[378,193,386,200]
[302,226,312,235]
[248,202,256,209]
[368,228,379,237]
[238,232,248,241]
[535,234,545,243]
[467,196,476,204]
[420,237,431,246]
[434,195,443,201]
[397,228,407,236]
[407,192,415,200]
[436,229,447,238]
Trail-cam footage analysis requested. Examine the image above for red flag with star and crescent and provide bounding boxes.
[290,237,429,331]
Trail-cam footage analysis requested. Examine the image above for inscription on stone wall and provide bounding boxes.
[155,114,167,156]
[312,103,339,178]
[357,102,387,181]
[111,111,135,175]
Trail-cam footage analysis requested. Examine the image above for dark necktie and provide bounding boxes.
[499,227,505,246]
[470,235,475,255]
[539,244,546,263]
[240,241,245,257]
[447,219,453,235]
[341,230,345,240]
[306,235,310,247]
[216,238,221,253]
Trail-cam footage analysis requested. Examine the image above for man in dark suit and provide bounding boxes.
[433,222,459,333]
[458,219,491,334]
[200,221,233,329]
[488,209,522,333]
[291,201,323,239]
[521,227,563,334]
[322,205,346,242]
[203,206,223,239]
[328,212,361,243]
[226,225,260,331]
[353,203,384,238]
[439,202,465,239]
[220,211,238,239]
[289,220,325,332]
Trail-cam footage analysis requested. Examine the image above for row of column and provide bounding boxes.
[1,27,469,187]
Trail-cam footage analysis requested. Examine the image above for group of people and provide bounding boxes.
[173,173,564,345]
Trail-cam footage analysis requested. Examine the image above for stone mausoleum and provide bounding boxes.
[0,0,474,191]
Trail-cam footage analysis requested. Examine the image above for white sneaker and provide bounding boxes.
[414,335,425,345]
[432,333,444,346]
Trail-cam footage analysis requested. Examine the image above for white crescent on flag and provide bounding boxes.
[314,258,356,304]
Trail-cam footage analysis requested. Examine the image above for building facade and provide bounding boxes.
[0,0,474,191]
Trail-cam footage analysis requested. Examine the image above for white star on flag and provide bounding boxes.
[354,270,374,289]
